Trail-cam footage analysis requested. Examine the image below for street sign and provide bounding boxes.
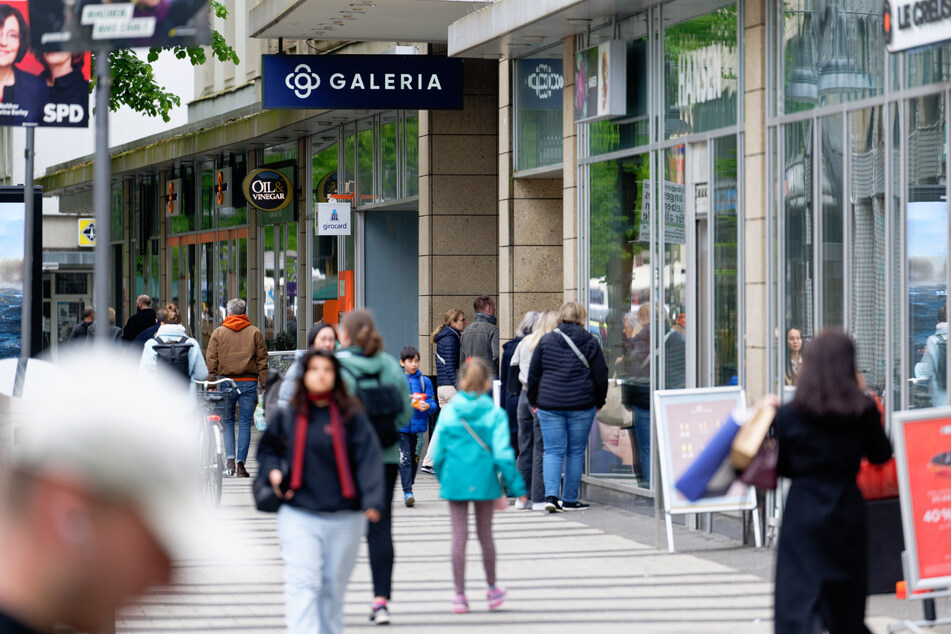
[78,218,95,246]
[317,201,351,236]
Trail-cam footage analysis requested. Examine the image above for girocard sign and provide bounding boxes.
[316,201,351,236]
[28,0,209,52]
[893,408,951,590]
[242,168,293,213]
[262,54,463,110]
[574,40,626,123]
[0,0,91,127]
[884,0,951,52]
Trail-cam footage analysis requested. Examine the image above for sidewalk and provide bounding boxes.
[116,432,948,633]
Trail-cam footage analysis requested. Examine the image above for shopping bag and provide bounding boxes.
[676,409,743,501]
[596,380,632,428]
[738,436,778,490]
[253,394,267,431]
[730,402,776,471]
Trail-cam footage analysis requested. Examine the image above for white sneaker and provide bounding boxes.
[514,499,531,510]
[531,502,548,511]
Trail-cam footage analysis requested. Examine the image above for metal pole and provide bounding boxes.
[20,123,36,360]
[93,50,111,351]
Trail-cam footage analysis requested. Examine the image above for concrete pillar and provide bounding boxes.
[418,59,499,373]
[744,0,768,401]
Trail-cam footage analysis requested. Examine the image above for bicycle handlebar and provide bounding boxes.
[194,377,239,389]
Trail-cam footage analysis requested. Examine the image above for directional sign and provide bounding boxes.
[78,218,96,247]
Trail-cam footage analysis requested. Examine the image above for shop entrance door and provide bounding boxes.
[364,210,418,358]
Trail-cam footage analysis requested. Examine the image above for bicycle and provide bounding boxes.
[193,377,236,506]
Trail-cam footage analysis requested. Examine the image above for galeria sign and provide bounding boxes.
[263,55,463,110]
[242,169,293,212]
[883,0,951,52]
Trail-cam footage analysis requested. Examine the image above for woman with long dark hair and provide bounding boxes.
[785,326,804,386]
[774,329,892,633]
[257,349,384,634]
[0,4,49,126]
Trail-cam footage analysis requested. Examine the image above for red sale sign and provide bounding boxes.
[895,409,951,590]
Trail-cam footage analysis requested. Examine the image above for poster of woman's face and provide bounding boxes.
[0,0,90,128]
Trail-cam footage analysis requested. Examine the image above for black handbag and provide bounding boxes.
[505,363,522,396]
[253,468,286,513]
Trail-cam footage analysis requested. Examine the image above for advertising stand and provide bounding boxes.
[653,386,760,553]
[888,408,951,632]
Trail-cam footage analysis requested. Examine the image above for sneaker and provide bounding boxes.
[225,459,236,476]
[531,502,548,511]
[236,461,250,478]
[544,496,563,513]
[562,501,590,510]
[514,498,531,510]
[451,594,468,614]
[369,601,390,624]
[419,465,435,476]
[486,586,507,610]
[403,492,415,507]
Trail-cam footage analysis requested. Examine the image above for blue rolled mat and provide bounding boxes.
[675,411,742,502]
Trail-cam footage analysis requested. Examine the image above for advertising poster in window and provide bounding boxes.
[894,409,951,590]
[0,0,90,127]
[0,187,41,359]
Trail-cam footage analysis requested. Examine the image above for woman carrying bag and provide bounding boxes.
[256,349,384,634]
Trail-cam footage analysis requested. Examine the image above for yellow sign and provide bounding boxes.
[78,219,96,247]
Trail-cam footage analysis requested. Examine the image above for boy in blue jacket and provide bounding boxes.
[399,346,437,506]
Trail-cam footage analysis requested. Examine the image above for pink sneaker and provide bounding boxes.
[486,586,507,610]
[451,594,468,614]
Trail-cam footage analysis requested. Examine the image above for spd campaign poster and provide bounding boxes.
[894,408,951,590]
[0,0,90,127]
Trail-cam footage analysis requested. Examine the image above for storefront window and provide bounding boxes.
[381,113,399,202]
[515,44,563,171]
[405,115,419,198]
[169,163,197,234]
[906,43,951,90]
[713,135,739,386]
[820,113,844,328]
[312,140,340,324]
[907,94,947,409]
[663,1,738,139]
[781,0,885,113]
[219,154,248,228]
[111,183,123,241]
[587,153,652,485]
[357,117,374,206]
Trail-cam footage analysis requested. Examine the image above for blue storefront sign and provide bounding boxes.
[517,58,563,110]
[263,55,464,110]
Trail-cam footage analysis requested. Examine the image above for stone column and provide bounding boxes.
[744,0,768,401]
[418,59,499,374]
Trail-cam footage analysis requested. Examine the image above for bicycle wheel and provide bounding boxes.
[209,422,224,506]
[198,423,214,505]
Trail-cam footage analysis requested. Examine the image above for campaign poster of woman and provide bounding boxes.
[0,0,89,128]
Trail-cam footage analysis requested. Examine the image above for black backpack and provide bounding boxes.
[935,333,947,390]
[342,366,402,448]
[153,336,192,380]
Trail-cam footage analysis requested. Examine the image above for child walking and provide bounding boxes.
[430,358,527,613]
[398,346,437,507]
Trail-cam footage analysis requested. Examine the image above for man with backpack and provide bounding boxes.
[206,298,269,478]
[916,303,948,406]
[139,304,207,387]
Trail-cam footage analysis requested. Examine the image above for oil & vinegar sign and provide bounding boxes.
[894,408,951,590]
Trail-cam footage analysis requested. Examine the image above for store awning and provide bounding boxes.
[250,0,491,42]
[447,0,650,58]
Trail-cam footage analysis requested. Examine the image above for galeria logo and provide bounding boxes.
[285,64,321,99]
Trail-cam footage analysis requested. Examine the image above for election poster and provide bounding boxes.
[894,408,951,590]
[0,0,90,127]
[29,0,209,53]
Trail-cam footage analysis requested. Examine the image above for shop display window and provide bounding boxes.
[515,43,564,171]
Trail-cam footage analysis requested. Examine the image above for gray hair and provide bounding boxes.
[515,311,540,338]
[226,299,247,316]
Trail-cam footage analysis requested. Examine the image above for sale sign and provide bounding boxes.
[894,409,951,590]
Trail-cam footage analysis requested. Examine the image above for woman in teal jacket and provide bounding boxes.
[431,358,526,614]
[336,310,412,626]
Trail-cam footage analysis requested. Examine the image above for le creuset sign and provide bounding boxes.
[884,0,951,52]
[263,54,463,110]
[242,168,293,212]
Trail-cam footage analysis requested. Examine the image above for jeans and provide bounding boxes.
[516,391,545,503]
[537,408,596,503]
[222,381,257,462]
[398,432,419,493]
[631,405,651,486]
[277,505,366,634]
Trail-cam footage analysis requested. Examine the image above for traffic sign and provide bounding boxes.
[78,219,96,247]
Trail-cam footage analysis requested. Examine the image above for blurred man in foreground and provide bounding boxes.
[0,351,202,634]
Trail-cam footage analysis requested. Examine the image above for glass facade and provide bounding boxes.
[515,43,564,171]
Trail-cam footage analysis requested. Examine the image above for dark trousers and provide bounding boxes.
[367,463,398,599]
[398,432,419,493]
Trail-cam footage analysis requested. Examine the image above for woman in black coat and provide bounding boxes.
[773,329,892,634]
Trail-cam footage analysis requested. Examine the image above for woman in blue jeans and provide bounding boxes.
[526,301,608,513]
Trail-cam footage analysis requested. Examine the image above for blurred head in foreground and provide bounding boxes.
[0,349,202,632]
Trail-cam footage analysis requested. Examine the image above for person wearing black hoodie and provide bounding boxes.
[122,295,157,342]
[527,301,608,513]
[257,349,384,634]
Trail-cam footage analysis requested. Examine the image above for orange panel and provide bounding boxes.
[323,300,340,326]
[167,236,180,247]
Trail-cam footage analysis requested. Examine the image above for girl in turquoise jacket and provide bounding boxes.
[430,358,527,614]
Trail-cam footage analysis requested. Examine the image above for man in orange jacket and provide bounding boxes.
[206,298,269,477]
